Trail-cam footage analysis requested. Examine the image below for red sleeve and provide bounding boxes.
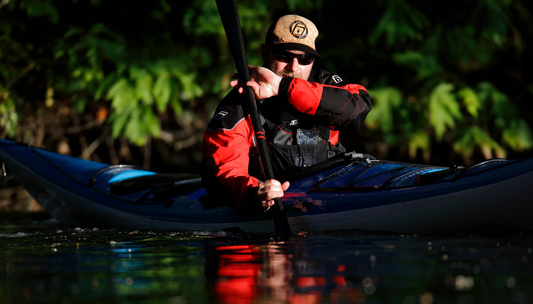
[202,116,259,208]
[286,78,371,132]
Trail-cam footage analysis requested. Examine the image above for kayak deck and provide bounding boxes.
[1,138,533,233]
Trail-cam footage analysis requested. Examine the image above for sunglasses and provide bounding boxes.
[273,52,315,66]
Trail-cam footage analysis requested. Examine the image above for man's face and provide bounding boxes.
[261,45,314,81]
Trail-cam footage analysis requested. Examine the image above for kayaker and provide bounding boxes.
[202,14,372,211]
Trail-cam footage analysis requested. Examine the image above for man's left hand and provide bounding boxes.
[230,66,282,100]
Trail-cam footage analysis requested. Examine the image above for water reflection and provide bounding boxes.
[0,223,532,304]
[211,242,351,303]
[210,242,352,303]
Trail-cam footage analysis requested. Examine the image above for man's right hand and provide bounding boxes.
[255,179,290,211]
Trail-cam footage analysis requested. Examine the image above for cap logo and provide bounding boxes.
[289,21,308,39]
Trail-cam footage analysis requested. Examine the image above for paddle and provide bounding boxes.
[215,0,291,239]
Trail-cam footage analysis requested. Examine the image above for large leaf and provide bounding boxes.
[458,87,481,118]
[393,51,442,80]
[144,107,162,137]
[476,82,522,130]
[19,0,58,23]
[107,78,136,113]
[0,95,18,137]
[453,126,505,159]
[365,86,402,132]
[369,0,428,47]
[502,119,533,152]
[124,107,145,146]
[130,66,154,106]
[95,72,118,100]
[408,131,430,159]
[428,83,463,141]
[109,104,135,139]
[153,73,172,113]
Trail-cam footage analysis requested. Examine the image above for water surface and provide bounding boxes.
[0,215,531,303]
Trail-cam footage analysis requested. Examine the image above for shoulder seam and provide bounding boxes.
[206,116,248,132]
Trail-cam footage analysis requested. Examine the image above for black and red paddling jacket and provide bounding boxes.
[202,67,372,208]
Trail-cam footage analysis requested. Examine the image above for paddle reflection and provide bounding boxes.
[212,242,353,304]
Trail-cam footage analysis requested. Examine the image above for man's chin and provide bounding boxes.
[280,74,303,79]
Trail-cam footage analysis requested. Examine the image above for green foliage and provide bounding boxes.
[359,0,533,162]
[370,0,429,47]
[428,83,463,141]
[18,0,58,23]
[366,87,402,133]
[408,131,430,159]
[393,51,442,81]
[0,87,18,138]
[1,0,532,165]
[453,126,505,160]
[503,120,533,152]
[366,80,532,161]
[457,87,480,118]
[474,82,533,153]
[1,1,215,145]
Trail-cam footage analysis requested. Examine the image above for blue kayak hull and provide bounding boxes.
[1,138,533,234]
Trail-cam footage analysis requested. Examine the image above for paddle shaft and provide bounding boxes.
[215,0,291,239]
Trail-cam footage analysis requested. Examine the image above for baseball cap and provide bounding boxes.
[265,14,320,57]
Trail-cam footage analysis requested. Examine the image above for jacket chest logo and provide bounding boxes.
[332,75,343,83]
[213,111,229,120]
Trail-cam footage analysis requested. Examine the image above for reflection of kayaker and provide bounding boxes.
[212,245,261,303]
[208,243,351,304]
[202,14,371,211]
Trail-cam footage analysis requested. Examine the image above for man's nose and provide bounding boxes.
[286,58,300,71]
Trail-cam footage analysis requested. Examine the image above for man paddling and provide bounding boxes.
[202,14,372,211]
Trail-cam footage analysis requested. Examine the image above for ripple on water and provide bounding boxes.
[0,220,532,304]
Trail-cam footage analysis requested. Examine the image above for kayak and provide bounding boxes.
[1,138,533,234]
